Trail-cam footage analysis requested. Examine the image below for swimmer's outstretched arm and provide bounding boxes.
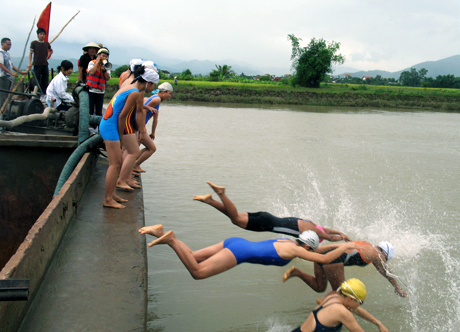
[292,242,358,264]
[353,307,389,332]
[373,260,407,297]
[321,227,352,242]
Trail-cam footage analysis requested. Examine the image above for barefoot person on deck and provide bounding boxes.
[139,224,359,280]
[194,182,351,243]
[132,82,174,174]
[283,240,407,297]
[291,278,389,332]
[99,66,158,208]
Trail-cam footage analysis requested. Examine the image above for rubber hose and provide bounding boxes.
[53,134,103,196]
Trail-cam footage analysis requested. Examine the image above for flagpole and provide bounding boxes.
[49,11,80,44]
[1,10,80,114]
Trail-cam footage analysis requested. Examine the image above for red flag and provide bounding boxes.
[37,2,52,42]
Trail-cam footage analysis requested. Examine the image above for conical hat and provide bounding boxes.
[82,42,101,51]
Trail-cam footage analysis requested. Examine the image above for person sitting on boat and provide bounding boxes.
[283,240,407,297]
[193,181,351,243]
[45,60,74,111]
[291,278,389,332]
[139,224,359,280]
[132,82,174,174]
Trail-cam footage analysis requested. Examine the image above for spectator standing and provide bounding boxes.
[86,47,111,116]
[0,38,26,107]
[27,28,53,94]
[78,42,100,83]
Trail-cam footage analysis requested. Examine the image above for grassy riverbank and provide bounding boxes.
[69,77,460,111]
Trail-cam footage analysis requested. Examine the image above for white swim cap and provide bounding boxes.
[158,82,173,92]
[143,60,159,73]
[378,241,395,260]
[129,59,144,72]
[141,68,159,84]
[298,230,319,251]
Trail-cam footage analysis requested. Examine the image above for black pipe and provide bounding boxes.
[0,279,29,301]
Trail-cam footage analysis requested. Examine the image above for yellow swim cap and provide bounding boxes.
[340,278,367,304]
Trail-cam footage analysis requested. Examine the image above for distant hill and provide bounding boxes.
[10,40,460,79]
[10,41,290,76]
[335,55,460,79]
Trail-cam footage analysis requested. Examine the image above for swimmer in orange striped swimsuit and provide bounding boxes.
[283,240,407,298]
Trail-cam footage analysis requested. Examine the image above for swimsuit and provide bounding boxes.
[311,297,343,332]
[99,88,138,141]
[223,237,291,266]
[126,94,160,134]
[291,297,343,332]
[319,241,371,267]
[246,212,325,241]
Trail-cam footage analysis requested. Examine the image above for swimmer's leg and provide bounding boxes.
[118,134,141,189]
[322,263,345,291]
[149,232,237,279]
[134,139,156,172]
[103,140,126,209]
[282,263,328,293]
[206,182,249,228]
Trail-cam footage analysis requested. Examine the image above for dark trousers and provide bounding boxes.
[33,65,49,93]
[88,91,105,116]
[0,76,12,108]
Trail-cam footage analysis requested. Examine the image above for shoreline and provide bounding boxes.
[68,83,460,112]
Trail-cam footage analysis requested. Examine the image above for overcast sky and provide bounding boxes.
[4,0,460,73]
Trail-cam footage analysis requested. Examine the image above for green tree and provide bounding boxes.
[113,64,129,78]
[258,75,272,82]
[287,34,345,88]
[180,69,193,80]
[399,68,428,87]
[209,64,235,81]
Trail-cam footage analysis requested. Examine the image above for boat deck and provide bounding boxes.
[18,158,147,332]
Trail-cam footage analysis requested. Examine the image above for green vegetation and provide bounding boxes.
[60,64,460,112]
[287,34,345,88]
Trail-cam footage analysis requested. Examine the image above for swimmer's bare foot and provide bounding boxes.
[207,181,225,195]
[128,179,142,189]
[113,194,128,203]
[116,185,134,192]
[103,200,126,209]
[193,194,212,203]
[133,166,146,173]
[148,230,175,247]
[139,224,165,238]
[282,266,299,282]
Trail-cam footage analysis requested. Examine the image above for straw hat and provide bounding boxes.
[82,42,101,51]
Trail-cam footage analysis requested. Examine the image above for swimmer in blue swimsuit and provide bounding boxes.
[292,278,388,332]
[193,182,351,243]
[116,64,160,192]
[283,240,407,298]
[138,224,359,280]
[101,66,159,209]
[133,82,174,174]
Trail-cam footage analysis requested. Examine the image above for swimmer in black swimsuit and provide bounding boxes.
[193,182,351,243]
[283,240,407,298]
[138,225,359,280]
[292,278,389,332]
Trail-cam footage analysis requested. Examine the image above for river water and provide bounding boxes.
[141,103,459,332]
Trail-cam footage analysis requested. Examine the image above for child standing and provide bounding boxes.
[27,28,53,94]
